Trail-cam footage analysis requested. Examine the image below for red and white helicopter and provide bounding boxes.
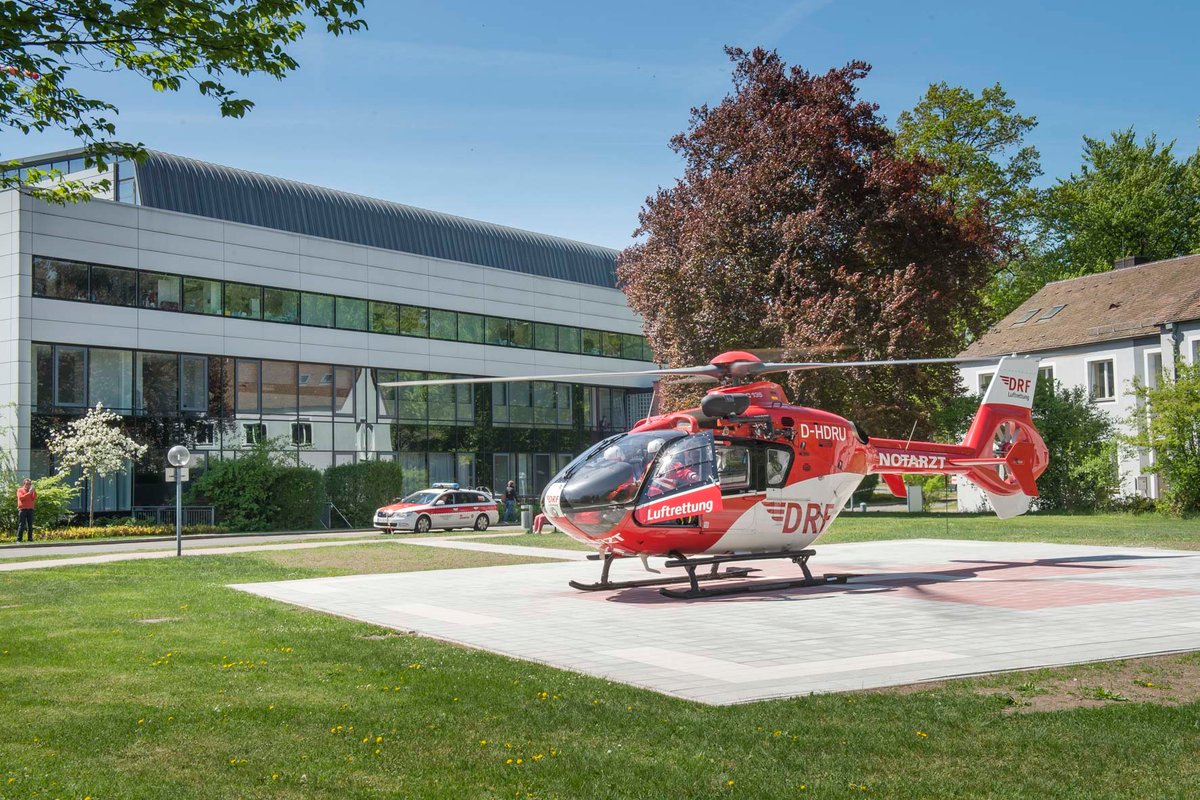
[385,352,1048,598]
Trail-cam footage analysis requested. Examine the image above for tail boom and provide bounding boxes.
[867,356,1049,518]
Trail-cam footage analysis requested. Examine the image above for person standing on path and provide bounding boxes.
[503,480,518,524]
[16,478,36,543]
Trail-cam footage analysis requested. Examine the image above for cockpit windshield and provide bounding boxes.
[552,430,687,510]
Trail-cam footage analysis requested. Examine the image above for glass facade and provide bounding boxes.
[33,255,655,361]
[30,342,649,510]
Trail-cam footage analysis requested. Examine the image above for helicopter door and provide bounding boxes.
[634,431,722,525]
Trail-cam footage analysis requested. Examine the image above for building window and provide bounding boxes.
[581,329,602,356]
[334,367,355,417]
[1038,366,1054,387]
[136,351,179,413]
[534,323,557,351]
[558,326,581,354]
[485,317,510,347]
[183,277,222,315]
[263,287,299,323]
[399,305,430,337]
[180,355,208,411]
[225,283,263,319]
[89,348,132,411]
[456,312,483,343]
[1192,339,1200,365]
[335,296,368,331]
[195,421,216,446]
[262,360,298,414]
[90,265,137,306]
[236,359,261,414]
[622,334,644,361]
[602,332,623,358]
[55,345,88,407]
[1144,351,1163,391]
[243,423,267,445]
[428,376,455,423]
[291,422,313,446]
[138,272,182,311]
[977,372,994,396]
[301,292,335,328]
[429,309,457,340]
[33,257,89,301]
[510,320,533,349]
[298,363,333,414]
[369,301,399,335]
[1089,360,1116,402]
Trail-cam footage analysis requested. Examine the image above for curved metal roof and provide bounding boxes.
[135,150,619,288]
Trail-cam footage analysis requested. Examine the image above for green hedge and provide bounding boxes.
[188,443,324,531]
[324,461,410,527]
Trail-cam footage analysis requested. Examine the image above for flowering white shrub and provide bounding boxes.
[48,403,148,526]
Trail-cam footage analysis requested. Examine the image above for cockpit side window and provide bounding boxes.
[765,446,792,487]
[715,439,793,492]
[716,444,751,493]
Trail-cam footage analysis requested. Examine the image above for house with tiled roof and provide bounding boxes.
[956,254,1200,507]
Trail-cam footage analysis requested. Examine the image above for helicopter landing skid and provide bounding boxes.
[657,549,857,599]
[568,552,759,592]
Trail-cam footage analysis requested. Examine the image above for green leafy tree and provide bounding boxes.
[1031,380,1120,511]
[895,82,1046,322]
[1123,362,1200,514]
[1044,130,1200,274]
[896,82,1041,233]
[1,0,366,202]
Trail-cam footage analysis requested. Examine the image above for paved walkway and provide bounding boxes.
[0,527,534,571]
[231,538,1200,705]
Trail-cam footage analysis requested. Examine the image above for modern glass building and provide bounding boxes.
[0,149,656,511]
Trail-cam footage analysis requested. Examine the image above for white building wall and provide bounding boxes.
[23,193,650,387]
[0,190,30,472]
[957,336,1162,511]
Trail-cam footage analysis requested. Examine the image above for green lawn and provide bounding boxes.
[1,535,1199,799]
[820,512,1200,550]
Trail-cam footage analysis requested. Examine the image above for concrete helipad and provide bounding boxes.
[231,538,1200,704]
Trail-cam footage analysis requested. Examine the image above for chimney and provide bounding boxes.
[1113,256,1153,269]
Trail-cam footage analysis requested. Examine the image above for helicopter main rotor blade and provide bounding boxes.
[378,365,721,388]
[747,356,1003,376]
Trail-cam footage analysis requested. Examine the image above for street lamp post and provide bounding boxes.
[166,445,191,557]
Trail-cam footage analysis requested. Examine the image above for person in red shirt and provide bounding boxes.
[15,478,36,543]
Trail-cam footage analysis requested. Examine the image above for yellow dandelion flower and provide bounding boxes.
[480,740,488,746]
[272,774,279,781]
[516,758,523,764]
[374,749,381,755]
[727,779,735,786]
[506,759,514,765]
[916,731,928,738]
[376,736,383,743]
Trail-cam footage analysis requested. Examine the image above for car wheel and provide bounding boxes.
[414,515,432,534]
[474,514,489,531]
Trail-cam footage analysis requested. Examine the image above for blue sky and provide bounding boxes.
[8,0,1200,249]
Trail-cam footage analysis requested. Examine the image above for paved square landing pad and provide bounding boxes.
[231,538,1200,705]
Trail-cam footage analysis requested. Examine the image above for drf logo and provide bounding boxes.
[762,501,836,535]
[1001,375,1031,393]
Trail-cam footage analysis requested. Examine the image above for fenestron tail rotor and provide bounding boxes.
[377,350,1002,388]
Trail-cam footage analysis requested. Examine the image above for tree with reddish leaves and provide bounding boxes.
[618,48,1005,436]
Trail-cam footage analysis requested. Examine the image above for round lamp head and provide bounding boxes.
[167,445,191,468]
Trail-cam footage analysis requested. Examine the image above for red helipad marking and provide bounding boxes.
[836,560,1155,580]
[883,579,1193,610]
[559,556,1193,609]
